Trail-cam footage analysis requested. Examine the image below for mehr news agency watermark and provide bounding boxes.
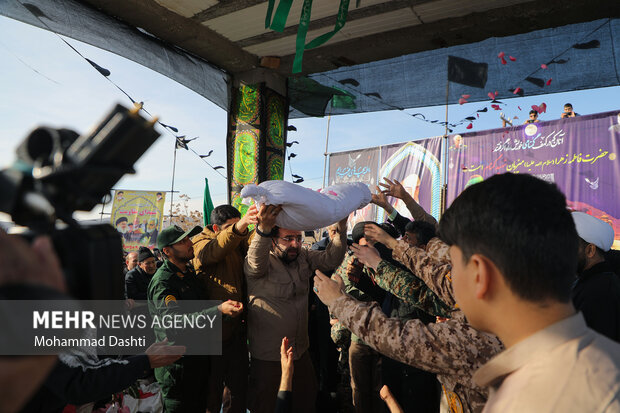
[0,300,223,355]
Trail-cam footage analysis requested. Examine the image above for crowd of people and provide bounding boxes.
[2,171,620,413]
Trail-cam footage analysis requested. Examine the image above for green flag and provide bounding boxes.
[203,177,214,226]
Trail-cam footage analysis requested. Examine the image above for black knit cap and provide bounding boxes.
[137,246,155,262]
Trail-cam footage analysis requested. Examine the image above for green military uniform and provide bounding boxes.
[147,225,220,413]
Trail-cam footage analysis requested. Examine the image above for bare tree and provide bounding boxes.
[169,194,203,230]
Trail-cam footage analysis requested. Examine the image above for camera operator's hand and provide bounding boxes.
[364,224,398,250]
[257,204,282,234]
[350,243,382,270]
[218,300,243,317]
[145,338,186,368]
[0,231,65,293]
[235,204,259,233]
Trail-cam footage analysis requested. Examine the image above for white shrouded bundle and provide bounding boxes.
[240,180,371,231]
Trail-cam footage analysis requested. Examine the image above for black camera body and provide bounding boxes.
[0,104,160,299]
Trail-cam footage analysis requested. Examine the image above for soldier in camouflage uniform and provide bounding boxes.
[315,269,502,413]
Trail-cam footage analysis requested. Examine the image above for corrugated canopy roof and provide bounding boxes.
[2,0,619,117]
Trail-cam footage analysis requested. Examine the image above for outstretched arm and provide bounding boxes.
[379,178,437,228]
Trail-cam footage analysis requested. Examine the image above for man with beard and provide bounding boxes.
[572,211,620,342]
[148,225,244,412]
[244,205,347,413]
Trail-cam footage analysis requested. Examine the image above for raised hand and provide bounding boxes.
[236,204,259,232]
[379,178,408,200]
[257,204,282,234]
[313,270,345,307]
[279,337,294,391]
[363,223,397,249]
[350,243,382,270]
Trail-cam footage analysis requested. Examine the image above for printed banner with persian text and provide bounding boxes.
[447,111,620,248]
[328,147,379,231]
[110,190,166,252]
[328,139,442,230]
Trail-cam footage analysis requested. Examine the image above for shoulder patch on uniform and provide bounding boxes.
[164,295,177,306]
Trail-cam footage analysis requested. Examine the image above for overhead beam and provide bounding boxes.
[81,0,258,74]
[192,0,268,22]
[276,0,618,75]
[236,0,432,48]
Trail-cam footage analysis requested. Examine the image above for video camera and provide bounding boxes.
[0,104,160,299]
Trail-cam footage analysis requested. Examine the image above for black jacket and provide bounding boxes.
[125,266,152,300]
[572,261,620,342]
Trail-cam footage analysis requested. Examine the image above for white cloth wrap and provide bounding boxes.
[241,180,371,230]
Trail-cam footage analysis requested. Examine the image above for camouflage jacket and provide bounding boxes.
[392,237,456,308]
[330,294,504,413]
[374,259,453,319]
[334,253,384,343]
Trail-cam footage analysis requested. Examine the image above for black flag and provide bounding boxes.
[447,56,488,88]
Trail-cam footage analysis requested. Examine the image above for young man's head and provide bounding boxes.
[439,173,578,331]
[562,103,574,118]
[272,227,303,264]
[211,205,241,232]
[404,221,436,248]
[137,247,157,275]
[528,110,539,121]
[157,225,202,263]
[572,212,615,273]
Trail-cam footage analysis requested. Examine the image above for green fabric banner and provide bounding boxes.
[203,177,214,226]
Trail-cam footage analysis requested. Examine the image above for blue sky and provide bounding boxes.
[1,16,618,222]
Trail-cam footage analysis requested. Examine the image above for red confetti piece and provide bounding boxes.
[476,113,479,118]
[541,64,548,69]
[466,123,473,129]
[509,56,516,61]
[491,104,501,110]
[458,97,468,105]
[513,87,522,95]
[513,116,519,120]
[546,78,552,86]
[488,92,494,99]
[518,106,522,110]
[497,51,505,58]
[539,103,547,113]
[461,94,471,99]
[501,57,507,65]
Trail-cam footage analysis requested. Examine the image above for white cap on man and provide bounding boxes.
[572,212,615,251]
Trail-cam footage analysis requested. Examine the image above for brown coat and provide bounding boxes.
[244,231,346,361]
[192,224,253,340]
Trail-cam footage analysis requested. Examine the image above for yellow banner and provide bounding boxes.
[110,190,165,252]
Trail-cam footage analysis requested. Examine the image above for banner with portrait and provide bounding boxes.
[376,138,443,224]
[110,190,166,252]
[447,111,620,249]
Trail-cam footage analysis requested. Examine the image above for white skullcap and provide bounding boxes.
[572,212,615,251]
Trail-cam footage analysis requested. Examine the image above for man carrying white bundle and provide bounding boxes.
[244,204,348,413]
